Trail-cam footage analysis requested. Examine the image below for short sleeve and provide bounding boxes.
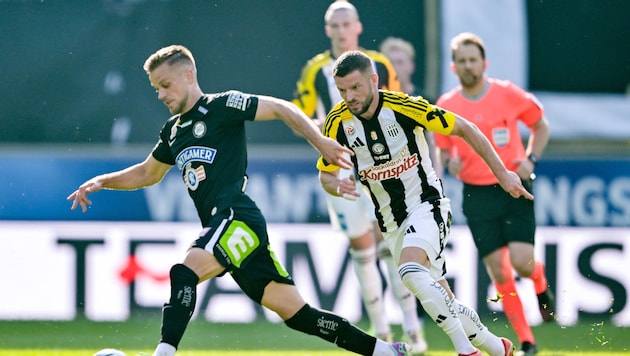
[151,122,176,165]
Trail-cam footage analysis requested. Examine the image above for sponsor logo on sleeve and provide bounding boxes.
[225,92,251,111]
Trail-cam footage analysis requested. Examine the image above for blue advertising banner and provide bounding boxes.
[0,149,628,226]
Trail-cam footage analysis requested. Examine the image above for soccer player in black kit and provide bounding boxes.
[67,45,412,356]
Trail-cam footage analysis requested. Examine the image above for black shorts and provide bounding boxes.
[462,181,535,258]
[192,207,294,304]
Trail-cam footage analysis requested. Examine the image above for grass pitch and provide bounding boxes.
[0,313,628,355]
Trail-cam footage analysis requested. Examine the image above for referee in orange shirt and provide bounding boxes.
[435,32,554,356]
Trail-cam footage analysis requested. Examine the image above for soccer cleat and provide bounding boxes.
[537,289,556,322]
[406,329,428,354]
[458,349,482,356]
[390,342,411,356]
[514,342,538,356]
[501,337,516,356]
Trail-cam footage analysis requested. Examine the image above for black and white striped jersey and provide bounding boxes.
[317,90,458,232]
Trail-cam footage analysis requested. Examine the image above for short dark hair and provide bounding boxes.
[332,50,373,78]
[143,44,196,73]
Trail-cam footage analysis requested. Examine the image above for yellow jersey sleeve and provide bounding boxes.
[423,105,457,135]
[383,92,456,135]
[316,102,349,172]
[292,53,329,118]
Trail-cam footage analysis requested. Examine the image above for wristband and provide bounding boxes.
[528,154,539,166]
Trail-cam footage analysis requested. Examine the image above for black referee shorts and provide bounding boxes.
[461,181,535,258]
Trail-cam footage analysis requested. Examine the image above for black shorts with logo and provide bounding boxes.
[462,181,535,258]
[192,206,294,304]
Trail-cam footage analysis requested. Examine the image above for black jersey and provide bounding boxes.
[152,91,259,225]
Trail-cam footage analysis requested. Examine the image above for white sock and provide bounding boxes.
[399,262,475,355]
[153,342,176,356]
[350,247,390,336]
[453,298,504,355]
[381,252,421,333]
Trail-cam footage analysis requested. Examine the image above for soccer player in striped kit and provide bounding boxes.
[318,50,522,356]
[293,2,427,351]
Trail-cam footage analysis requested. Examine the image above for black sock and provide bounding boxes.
[284,304,376,355]
[160,263,199,348]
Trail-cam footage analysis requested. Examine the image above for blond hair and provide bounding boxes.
[380,37,415,60]
[143,44,196,74]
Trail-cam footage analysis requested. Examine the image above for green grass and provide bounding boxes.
[0,313,628,355]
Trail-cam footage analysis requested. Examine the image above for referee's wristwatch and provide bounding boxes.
[527,154,538,181]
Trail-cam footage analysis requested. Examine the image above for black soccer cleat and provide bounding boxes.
[515,341,538,356]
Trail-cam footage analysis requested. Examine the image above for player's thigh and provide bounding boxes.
[388,199,450,280]
[231,243,295,305]
[183,247,225,282]
[192,207,268,274]
[503,193,536,244]
[261,281,306,320]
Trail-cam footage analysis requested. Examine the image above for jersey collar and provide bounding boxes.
[180,96,209,123]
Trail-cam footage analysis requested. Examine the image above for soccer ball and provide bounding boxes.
[93,349,127,356]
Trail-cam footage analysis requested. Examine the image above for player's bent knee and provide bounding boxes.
[183,248,224,281]
[168,264,199,308]
[170,263,199,284]
[262,282,305,320]
[349,247,377,265]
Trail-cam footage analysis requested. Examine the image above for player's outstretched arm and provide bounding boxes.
[254,95,353,170]
[450,115,534,200]
[67,154,172,212]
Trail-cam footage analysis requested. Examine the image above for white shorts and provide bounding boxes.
[383,198,451,280]
[327,185,376,238]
